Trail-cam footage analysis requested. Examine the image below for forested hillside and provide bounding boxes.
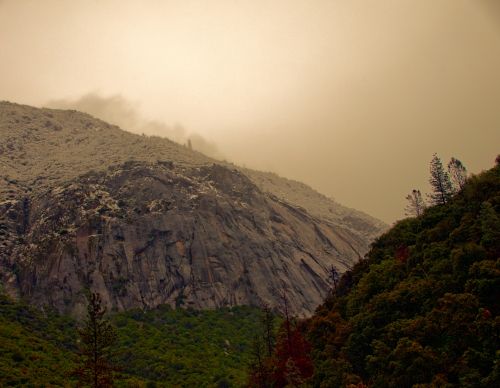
[0,295,266,387]
[304,159,500,387]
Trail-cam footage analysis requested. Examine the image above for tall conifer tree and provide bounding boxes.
[73,292,117,387]
[428,154,453,205]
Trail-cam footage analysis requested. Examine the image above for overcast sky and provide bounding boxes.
[1,0,499,223]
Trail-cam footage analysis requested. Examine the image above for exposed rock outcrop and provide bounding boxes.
[0,101,386,315]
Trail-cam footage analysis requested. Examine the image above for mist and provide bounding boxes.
[47,94,223,160]
[1,0,499,222]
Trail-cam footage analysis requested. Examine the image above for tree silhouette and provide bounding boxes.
[448,157,467,192]
[405,189,426,217]
[271,286,313,387]
[261,303,275,358]
[248,303,275,387]
[73,292,117,387]
[428,154,453,205]
[248,333,273,388]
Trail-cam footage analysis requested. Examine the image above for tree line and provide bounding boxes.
[405,154,467,217]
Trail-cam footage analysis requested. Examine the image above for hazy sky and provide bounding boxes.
[1,0,499,223]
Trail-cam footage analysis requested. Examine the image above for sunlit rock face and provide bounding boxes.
[0,101,385,316]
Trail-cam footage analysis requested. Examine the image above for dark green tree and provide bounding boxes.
[261,303,275,358]
[448,157,467,192]
[428,154,453,205]
[73,292,117,387]
[248,303,275,387]
[405,189,426,217]
[248,334,268,388]
[479,201,500,256]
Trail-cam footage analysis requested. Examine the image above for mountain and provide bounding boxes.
[301,160,500,386]
[0,101,386,316]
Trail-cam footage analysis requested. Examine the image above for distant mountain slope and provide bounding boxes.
[0,101,385,239]
[305,160,500,386]
[243,169,386,241]
[0,101,385,315]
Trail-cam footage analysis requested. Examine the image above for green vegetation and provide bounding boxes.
[306,159,500,386]
[113,305,263,387]
[73,292,118,387]
[2,156,498,387]
[0,296,266,387]
[0,295,76,386]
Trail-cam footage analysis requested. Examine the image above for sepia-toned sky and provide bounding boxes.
[1,0,499,223]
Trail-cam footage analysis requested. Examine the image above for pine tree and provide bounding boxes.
[261,303,275,358]
[248,304,276,387]
[428,154,453,205]
[405,189,426,217]
[448,157,467,192]
[271,286,314,386]
[248,334,268,388]
[73,292,117,387]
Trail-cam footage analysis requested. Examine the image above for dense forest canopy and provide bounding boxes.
[0,297,266,387]
[304,158,500,387]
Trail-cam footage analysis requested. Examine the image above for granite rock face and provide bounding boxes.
[0,101,385,316]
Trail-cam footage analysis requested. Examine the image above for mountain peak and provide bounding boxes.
[0,102,386,315]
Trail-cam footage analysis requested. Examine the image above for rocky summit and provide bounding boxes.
[0,101,386,316]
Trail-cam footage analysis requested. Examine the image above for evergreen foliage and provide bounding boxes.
[73,292,117,387]
[428,154,454,205]
[0,295,76,386]
[0,300,265,387]
[306,160,500,387]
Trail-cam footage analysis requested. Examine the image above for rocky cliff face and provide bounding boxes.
[0,101,385,315]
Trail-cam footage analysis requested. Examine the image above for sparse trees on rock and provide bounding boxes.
[405,189,426,217]
[73,292,117,388]
[328,265,340,293]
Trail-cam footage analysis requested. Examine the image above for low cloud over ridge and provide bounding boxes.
[48,93,223,160]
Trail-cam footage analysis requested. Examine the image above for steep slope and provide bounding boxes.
[0,101,385,240]
[0,101,385,315]
[304,160,500,386]
[243,169,386,242]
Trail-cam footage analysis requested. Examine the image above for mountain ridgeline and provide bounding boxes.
[0,101,386,316]
[300,159,500,387]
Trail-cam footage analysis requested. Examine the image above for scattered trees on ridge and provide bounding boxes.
[405,154,468,217]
